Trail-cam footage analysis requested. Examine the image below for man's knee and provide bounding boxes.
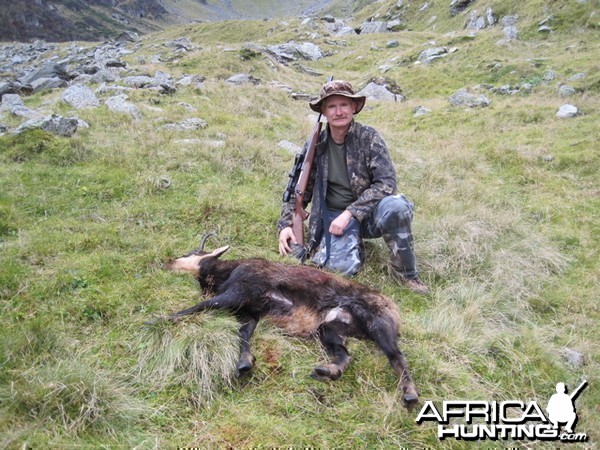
[327,256,362,277]
[318,236,363,277]
[383,194,413,215]
[376,195,414,230]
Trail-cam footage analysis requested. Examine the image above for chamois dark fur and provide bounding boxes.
[157,243,419,407]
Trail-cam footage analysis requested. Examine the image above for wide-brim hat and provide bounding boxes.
[309,80,366,114]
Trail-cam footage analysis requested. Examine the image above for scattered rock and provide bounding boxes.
[558,85,577,98]
[413,106,431,116]
[450,0,475,16]
[16,114,79,137]
[62,85,100,109]
[418,47,448,64]
[357,81,405,102]
[19,62,70,85]
[567,72,586,81]
[449,88,491,107]
[267,41,323,62]
[561,348,586,368]
[161,118,208,131]
[0,93,25,112]
[226,74,261,85]
[105,94,141,119]
[0,14,593,139]
[556,104,579,118]
[542,70,559,83]
[278,140,302,155]
[359,21,388,34]
[31,77,69,93]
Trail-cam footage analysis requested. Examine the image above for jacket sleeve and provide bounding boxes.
[346,125,397,222]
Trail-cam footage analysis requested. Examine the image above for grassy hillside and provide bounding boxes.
[1,0,598,448]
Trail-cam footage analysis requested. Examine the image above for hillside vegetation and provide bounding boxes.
[1,0,598,448]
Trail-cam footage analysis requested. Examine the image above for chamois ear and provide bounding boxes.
[209,245,230,259]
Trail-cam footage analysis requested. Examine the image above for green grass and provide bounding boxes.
[1,0,599,447]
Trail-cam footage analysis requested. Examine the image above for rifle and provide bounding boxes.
[282,76,332,260]
[569,380,588,401]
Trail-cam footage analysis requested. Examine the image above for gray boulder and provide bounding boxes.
[16,114,79,137]
[278,140,302,155]
[267,42,323,62]
[357,82,405,102]
[497,15,519,44]
[413,106,431,117]
[121,73,175,94]
[160,118,207,131]
[105,94,141,119]
[466,7,497,30]
[359,21,388,34]
[418,47,448,64]
[562,348,586,368]
[30,77,68,93]
[466,13,486,31]
[1,81,33,97]
[123,75,155,88]
[19,62,70,85]
[568,72,587,81]
[449,88,491,107]
[0,93,24,112]
[177,75,206,89]
[91,69,120,84]
[1,93,41,119]
[335,26,358,36]
[556,104,579,118]
[226,74,261,85]
[543,70,559,83]
[117,31,140,43]
[450,0,475,16]
[62,85,100,109]
[558,85,577,98]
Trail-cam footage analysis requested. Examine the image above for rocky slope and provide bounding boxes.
[0,0,335,43]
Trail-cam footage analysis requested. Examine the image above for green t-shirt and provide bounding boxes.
[326,138,354,210]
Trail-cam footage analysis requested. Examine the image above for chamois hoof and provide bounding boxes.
[402,385,420,409]
[310,365,341,381]
[236,355,255,378]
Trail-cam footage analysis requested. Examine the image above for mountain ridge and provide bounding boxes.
[0,0,336,43]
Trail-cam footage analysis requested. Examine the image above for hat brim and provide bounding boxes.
[309,93,366,114]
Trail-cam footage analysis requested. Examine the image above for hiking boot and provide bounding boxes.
[387,263,430,295]
[401,276,430,295]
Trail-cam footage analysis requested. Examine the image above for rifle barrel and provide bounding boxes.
[569,380,588,400]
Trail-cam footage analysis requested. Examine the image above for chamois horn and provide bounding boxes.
[199,231,217,252]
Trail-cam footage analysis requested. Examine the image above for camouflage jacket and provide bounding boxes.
[278,120,397,255]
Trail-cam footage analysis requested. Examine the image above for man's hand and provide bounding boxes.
[278,227,297,255]
[329,210,353,236]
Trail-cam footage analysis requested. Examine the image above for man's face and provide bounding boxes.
[322,95,357,130]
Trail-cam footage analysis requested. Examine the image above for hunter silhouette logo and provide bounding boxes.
[546,380,587,434]
[416,380,589,442]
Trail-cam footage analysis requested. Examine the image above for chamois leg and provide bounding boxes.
[167,291,240,321]
[235,316,258,377]
[146,291,241,325]
[312,321,351,381]
[369,319,419,408]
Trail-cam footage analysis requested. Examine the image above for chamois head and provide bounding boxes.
[164,232,230,276]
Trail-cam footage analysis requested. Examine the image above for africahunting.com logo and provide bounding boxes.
[416,380,588,443]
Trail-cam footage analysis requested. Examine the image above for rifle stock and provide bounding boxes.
[291,116,322,250]
[283,76,332,260]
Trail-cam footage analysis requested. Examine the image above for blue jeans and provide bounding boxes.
[312,195,418,278]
